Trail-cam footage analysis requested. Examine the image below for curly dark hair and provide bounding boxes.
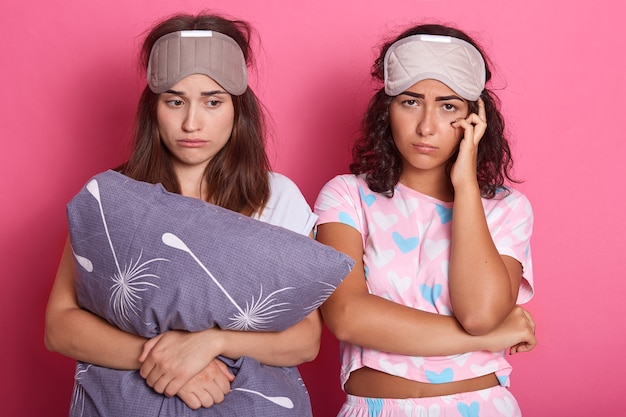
[350,24,517,199]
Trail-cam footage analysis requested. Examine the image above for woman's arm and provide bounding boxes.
[176,359,235,410]
[448,181,521,335]
[317,222,535,356]
[44,237,145,369]
[138,224,324,397]
[139,310,321,397]
[217,310,322,366]
[448,100,520,335]
[45,237,237,408]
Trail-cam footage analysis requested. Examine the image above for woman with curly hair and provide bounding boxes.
[315,23,537,416]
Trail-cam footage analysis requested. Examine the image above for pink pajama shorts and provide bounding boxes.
[337,386,522,417]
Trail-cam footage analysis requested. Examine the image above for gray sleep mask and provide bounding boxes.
[384,34,486,101]
[147,30,248,95]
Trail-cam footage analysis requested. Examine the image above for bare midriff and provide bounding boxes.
[344,367,499,398]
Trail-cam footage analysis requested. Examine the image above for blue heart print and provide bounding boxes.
[365,397,384,417]
[338,212,357,229]
[436,203,453,224]
[497,375,508,386]
[359,186,376,207]
[419,283,442,306]
[425,367,454,383]
[392,231,419,253]
[457,401,480,417]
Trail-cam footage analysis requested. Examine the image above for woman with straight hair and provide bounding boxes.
[45,12,321,416]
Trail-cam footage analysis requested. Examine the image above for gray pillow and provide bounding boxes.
[66,170,353,416]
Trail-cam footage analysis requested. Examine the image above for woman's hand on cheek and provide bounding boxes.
[450,98,486,190]
[139,328,224,397]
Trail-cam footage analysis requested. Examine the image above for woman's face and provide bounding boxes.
[157,74,235,175]
[389,78,469,178]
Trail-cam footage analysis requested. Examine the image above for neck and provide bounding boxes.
[398,168,454,202]
[174,164,208,200]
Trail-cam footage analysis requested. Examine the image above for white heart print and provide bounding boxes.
[470,360,498,376]
[379,358,408,376]
[388,271,412,294]
[494,395,515,417]
[395,197,420,218]
[371,249,395,268]
[424,239,449,260]
[373,211,399,231]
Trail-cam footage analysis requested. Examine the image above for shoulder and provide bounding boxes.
[485,187,533,213]
[257,172,317,235]
[500,187,530,201]
[268,172,303,195]
[318,174,365,197]
[315,174,369,229]
[267,172,311,207]
[483,187,534,234]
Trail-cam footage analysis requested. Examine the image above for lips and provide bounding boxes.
[412,143,437,153]
[177,139,208,148]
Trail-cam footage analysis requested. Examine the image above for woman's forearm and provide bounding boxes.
[321,282,513,357]
[317,222,523,356]
[448,184,519,334]
[45,304,146,369]
[217,310,322,366]
[138,310,322,397]
[44,238,146,369]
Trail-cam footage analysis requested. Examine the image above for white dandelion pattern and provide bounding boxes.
[74,179,167,326]
[233,388,294,409]
[109,250,167,325]
[71,177,299,410]
[162,232,295,331]
[304,281,338,312]
[70,363,92,417]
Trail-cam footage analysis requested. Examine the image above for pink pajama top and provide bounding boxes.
[314,174,534,388]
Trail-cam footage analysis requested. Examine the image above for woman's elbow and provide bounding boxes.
[44,319,62,353]
[44,307,72,354]
[457,309,508,336]
[299,338,321,363]
[292,311,322,363]
[324,319,356,343]
[458,317,497,336]
[321,303,359,344]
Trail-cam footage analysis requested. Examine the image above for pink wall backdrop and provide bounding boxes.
[2,0,624,415]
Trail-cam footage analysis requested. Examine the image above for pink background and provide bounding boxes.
[2,0,624,415]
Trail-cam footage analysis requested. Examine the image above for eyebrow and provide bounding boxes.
[399,91,464,101]
[165,89,228,96]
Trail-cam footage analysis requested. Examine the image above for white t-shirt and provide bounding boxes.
[255,172,317,236]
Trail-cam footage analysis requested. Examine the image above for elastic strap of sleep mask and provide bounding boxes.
[147,30,248,95]
[384,34,486,101]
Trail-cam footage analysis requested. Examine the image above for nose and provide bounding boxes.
[416,107,436,136]
[182,104,201,132]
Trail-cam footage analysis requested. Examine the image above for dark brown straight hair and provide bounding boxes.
[119,13,270,216]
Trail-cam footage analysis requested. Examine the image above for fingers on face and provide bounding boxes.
[452,116,485,145]
[452,101,486,132]
[478,98,486,121]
